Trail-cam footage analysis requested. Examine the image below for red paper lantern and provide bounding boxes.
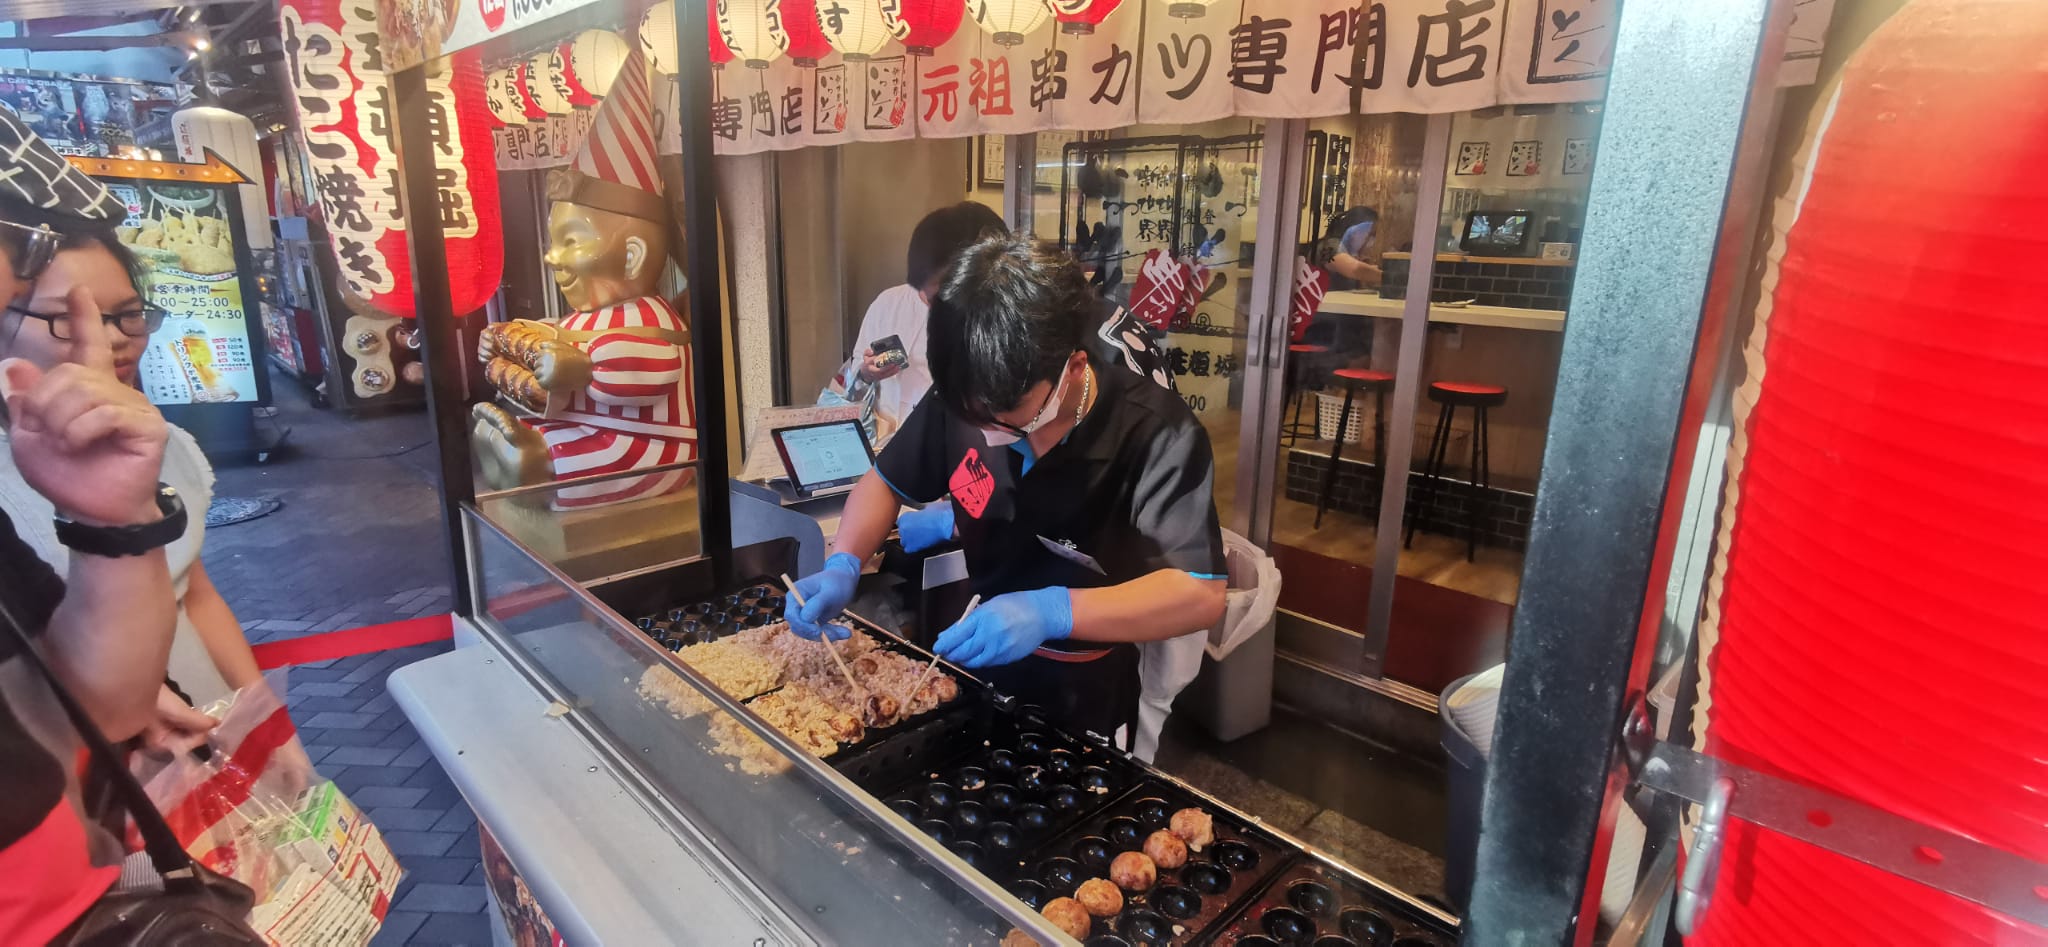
[277,0,502,319]
[1051,0,1120,35]
[881,0,964,56]
[778,0,835,67]
[1695,1,2048,943]
[514,61,547,120]
[709,6,736,69]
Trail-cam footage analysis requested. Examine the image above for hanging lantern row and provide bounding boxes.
[642,0,734,75]
[705,0,1120,66]
[717,0,789,69]
[480,29,632,127]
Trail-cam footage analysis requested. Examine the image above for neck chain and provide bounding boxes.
[1074,365,1094,425]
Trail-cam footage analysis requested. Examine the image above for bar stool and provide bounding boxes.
[1406,381,1509,561]
[1281,344,1330,444]
[1314,367,1395,528]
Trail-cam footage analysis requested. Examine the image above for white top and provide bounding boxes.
[850,283,932,426]
[0,424,231,704]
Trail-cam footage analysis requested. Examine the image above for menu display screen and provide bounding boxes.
[101,179,266,406]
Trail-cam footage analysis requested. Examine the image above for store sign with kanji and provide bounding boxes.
[277,0,503,318]
[699,0,1835,156]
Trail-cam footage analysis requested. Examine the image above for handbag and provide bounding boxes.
[0,598,264,946]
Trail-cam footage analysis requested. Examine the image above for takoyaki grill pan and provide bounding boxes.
[1209,859,1456,947]
[1015,780,1291,946]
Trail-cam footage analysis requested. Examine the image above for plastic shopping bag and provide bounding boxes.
[138,670,404,947]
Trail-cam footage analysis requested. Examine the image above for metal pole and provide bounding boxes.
[390,63,475,618]
[1004,133,1036,231]
[1465,1,1790,941]
[1362,112,1452,676]
[674,0,733,586]
[1235,118,1306,544]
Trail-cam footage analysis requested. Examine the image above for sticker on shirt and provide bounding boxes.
[1037,535,1107,575]
[950,448,996,520]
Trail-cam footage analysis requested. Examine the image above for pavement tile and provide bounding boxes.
[368,911,428,947]
[290,695,370,714]
[430,805,476,834]
[368,807,446,832]
[290,682,360,698]
[392,744,434,769]
[264,620,314,633]
[304,711,381,729]
[324,746,403,767]
[383,830,461,858]
[358,691,398,715]
[418,786,466,812]
[288,666,352,683]
[379,727,422,750]
[412,911,496,944]
[352,785,430,809]
[302,744,335,766]
[404,765,456,792]
[310,728,391,747]
[399,855,477,885]
[396,882,489,914]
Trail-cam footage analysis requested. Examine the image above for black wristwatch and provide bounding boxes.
[55,484,187,558]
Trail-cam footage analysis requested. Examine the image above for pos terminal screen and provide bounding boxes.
[772,420,876,495]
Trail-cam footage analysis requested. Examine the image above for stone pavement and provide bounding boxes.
[198,368,492,944]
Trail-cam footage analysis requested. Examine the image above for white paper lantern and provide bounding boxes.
[525,51,571,114]
[1166,0,1220,18]
[818,0,893,61]
[969,0,1050,45]
[569,29,631,98]
[485,65,527,125]
[640,1,680,75]
[719,0,789,69]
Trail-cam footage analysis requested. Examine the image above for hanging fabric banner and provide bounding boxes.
[666,0,1834,156]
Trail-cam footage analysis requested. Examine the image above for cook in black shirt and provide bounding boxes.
[785,237,1226,739]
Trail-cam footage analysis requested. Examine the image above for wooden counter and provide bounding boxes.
[1317,291,1567,333]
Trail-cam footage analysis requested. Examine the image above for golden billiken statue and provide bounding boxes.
[471,49,697,509]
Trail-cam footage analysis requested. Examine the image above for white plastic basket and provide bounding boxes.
[1315,391,1366,444]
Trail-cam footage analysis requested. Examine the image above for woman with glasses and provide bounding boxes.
[0,194,266,733]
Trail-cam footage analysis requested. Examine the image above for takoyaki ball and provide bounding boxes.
[1109,851,1157,892]
[1143,830,1189,870]
[1041,897,1093,941]
[861,693,901,727]
[853,654,884,676]
[1076,878,1125,917]
[999,929,1041,947]
[1169,808,1215,851]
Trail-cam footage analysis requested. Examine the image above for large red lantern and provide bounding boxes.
[514,61,547,120]
[277,0,502,319]
[1052,0,1120,34]
[777,0,835,67]
[1694,1,2048,943]
[880,0,963,56]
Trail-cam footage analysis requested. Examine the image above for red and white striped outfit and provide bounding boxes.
[526,295,698,509]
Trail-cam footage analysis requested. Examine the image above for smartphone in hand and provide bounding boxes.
[869,334,908,371]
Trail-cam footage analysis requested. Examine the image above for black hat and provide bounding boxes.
[0,106,123,223]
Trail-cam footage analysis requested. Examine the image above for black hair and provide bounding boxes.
[0,194,149,297]
[926,236,1091,425]
[906,202,1008,289]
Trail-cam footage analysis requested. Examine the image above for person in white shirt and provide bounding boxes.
[846,203,1007,433]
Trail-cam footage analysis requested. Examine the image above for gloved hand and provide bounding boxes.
[934,587,1074,668]
[784,552,861,640]
[896,501,956,554]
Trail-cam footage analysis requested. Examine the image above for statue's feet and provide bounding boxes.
[471,402,552,491]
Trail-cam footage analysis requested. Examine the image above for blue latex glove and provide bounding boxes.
[897,501,956,554]
[784,552,860,641]
[933,588,1074,668]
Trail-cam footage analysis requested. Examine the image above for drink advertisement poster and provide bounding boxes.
[93,171,269,407]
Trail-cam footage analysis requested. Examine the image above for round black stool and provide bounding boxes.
[1406,381,1509,560]
[1281,343,1331,445]
[1314,367,1395,528]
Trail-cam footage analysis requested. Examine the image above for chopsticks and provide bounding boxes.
[781,573,867,701]
[902,594,977,707]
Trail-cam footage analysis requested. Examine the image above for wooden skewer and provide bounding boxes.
[781,573,866,700]
[902,594,978,708]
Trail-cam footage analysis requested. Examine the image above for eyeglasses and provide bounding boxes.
[0,220,60,281]
[3,302,167,340]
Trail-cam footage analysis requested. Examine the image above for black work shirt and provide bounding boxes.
[875,319,1227,635]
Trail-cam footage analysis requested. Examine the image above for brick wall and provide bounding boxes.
[1284,448,1535,551]
[1380,257,1574,311]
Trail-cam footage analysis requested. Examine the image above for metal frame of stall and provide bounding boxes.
[383,0,2047,942]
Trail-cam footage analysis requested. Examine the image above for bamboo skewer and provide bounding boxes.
[781,573,866,700]
[902,594,978,708]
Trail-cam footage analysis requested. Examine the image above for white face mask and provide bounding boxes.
[981,364,1072,447]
